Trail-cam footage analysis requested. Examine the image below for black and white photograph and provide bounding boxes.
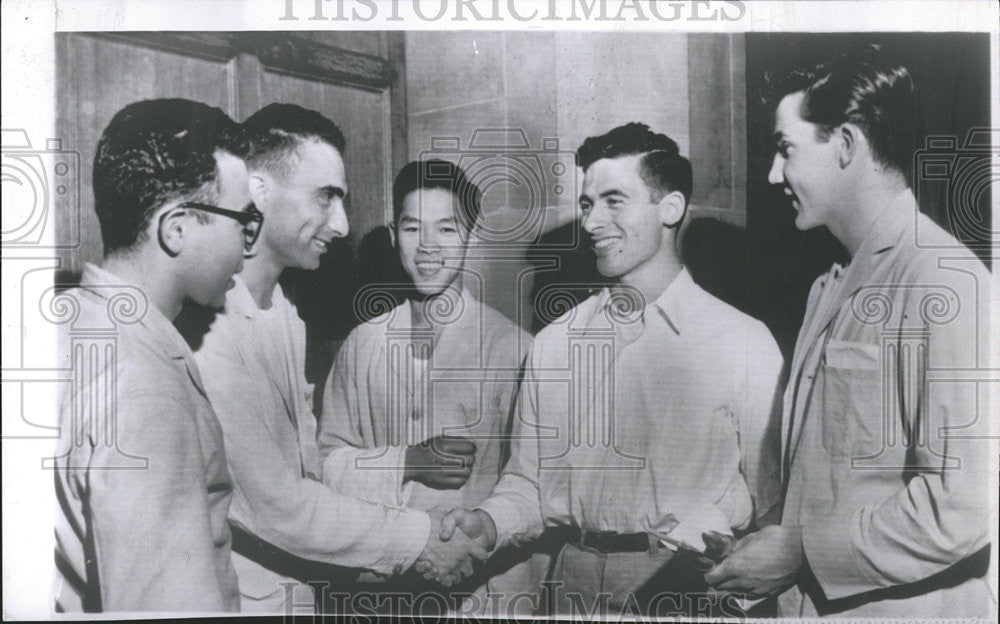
[1,0,997,620]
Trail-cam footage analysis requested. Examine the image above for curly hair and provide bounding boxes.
[92,98,245,254]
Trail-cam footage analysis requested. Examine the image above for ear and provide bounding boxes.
[837,123,861,168]
[658,190,686,229]
[247,171,269,206]
[388,221,397,248]
[157,207,189,257]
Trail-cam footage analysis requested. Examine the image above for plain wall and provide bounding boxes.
[404,32,745,328]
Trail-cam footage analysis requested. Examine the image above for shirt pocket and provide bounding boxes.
[819,340,882,460]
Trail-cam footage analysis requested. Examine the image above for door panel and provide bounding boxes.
[57,34,235,272]
[57,31,407,387]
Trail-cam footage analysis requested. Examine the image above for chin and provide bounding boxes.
[794,214,819,231]
[413,282,449,297]
[595,258,627,278]
[208,294,228,310]
[189,294,226,310]
[299,256,322,271]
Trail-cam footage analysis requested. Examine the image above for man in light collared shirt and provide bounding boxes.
[53,98,259,612]
[439,123,785,617]
[705,44,995,618]
[317,160,541,614]
[176,105,485,614]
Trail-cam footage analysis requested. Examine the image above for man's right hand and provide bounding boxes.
[404,435,476,489]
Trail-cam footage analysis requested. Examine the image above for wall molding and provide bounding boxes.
[92,32,397,90]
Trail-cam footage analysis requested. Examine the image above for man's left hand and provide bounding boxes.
[414,506,489,586]
[704,525,803,598]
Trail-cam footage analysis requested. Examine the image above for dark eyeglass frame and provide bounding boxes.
[177,201,264,251]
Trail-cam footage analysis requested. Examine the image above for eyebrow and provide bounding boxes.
[579,189,626,203]
[319,185,346,200]
[398,215,459,225]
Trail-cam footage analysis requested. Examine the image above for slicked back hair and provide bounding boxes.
[92,98,245,255]
[772,43,917,181]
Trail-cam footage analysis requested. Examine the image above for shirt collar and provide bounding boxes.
[595,266,695,336]
[387,287,481,333]
[851,189,915,262]
[79,262,191,360]
[222,274,294,321]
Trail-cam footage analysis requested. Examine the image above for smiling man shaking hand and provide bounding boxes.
[176,105,442,614]
[441,124,784,617]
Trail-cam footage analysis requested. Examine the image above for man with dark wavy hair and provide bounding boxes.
[439,123,784,616]
[54,98,260,612]
[706,45,994,618]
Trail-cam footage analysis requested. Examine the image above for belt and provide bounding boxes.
[229,523,359,584]
[569,527,659,554]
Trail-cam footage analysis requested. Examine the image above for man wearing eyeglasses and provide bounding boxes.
[177,104,481,614]
[53,98,257,612]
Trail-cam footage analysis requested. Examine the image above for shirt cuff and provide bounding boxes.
[476,496,525,552]
[802,508,879,600]
[380,508,432,575]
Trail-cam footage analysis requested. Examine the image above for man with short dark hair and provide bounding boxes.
[53,98,260,612]
[177,105,486,614]
[317,159,540,613]
[440,123,784,616]
[705,45,994,618]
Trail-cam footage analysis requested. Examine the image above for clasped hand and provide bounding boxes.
[413,507,496,586]
[703,524,803,599]
[404,435,477,489]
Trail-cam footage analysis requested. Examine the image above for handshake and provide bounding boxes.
[401,434,500,586]
[414,507,498,586]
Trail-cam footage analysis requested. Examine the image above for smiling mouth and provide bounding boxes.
[415,259,444,275]
[311,237,330,251]
[591,237,621,254]
[783,187,799,207]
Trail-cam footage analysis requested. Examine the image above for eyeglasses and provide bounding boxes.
[179,201,264,251]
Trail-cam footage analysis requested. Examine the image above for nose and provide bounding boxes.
[768,154,785,186]
[325,200,349,238]
[581,204,608,235]
[418,226,440,251]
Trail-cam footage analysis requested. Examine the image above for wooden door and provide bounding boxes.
[56,31,408,382]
